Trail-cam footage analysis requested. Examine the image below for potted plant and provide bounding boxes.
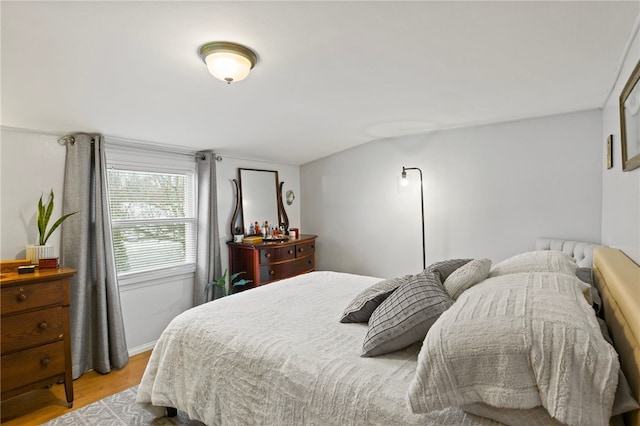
[26,189,77,265]
[204,269,251,300]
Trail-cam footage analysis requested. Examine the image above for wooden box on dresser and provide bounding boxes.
[227,234,317,291]
[0,262,76,408]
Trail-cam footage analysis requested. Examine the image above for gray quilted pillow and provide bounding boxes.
[362,271,453,357]
[575,267,594,285]
[425,258,472,281]
[340,275,412,323]
[576,268,602,315]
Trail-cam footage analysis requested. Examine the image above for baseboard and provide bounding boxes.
[128,340,157,356]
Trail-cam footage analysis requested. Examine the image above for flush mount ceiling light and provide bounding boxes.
[199,41,257,84]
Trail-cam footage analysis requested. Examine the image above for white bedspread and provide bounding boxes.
[136,271,498,425]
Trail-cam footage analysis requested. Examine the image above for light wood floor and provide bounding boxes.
[1,350,152,426]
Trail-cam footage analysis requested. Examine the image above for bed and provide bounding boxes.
[137,239,640,425]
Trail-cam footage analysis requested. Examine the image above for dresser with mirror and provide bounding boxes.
[227,168,317,291]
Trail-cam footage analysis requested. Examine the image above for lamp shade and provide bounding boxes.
[401,169,409,186]
[199,41,257,84]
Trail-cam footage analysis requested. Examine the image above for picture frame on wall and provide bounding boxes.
[619,58,640,172]
[607,134,613,169]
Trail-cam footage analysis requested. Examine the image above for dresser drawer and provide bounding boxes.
[260,246,296,264]
[1,341,65,393]
[1,307,64,354]
[1,279,64,315]
[260,254,315,283]
[228,235,317,291]
[296,241,316,257]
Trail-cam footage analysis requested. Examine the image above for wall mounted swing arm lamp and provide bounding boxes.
[401,166,426,270]
[199,41,257,84]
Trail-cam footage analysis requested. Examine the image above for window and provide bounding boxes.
[105,141,196,280]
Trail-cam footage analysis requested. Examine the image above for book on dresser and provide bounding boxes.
[0,260,76,408]
[227,234,317,292]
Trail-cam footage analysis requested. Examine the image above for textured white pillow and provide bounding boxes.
[463,403,564,426]
[489,250,577,278]
[443,258,492,299]
[407,272,617,426]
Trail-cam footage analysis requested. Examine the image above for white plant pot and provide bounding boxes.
[26,244,55,265]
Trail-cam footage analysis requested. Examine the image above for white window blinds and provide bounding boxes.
[105,140,197,278]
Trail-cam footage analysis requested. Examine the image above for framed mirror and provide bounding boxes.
[240,168,280,233]
[620,58,640,172]
[230,168,289,237]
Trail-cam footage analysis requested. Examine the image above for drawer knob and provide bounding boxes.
[309,260,313,264]
[269,270,275,275]
[40,356,51,367]
[288,250,293,255]
[38,321,49,330]
[311,245,315,249]
[265,253,271,258]
[17,293,27,302]
[299,248,304,252]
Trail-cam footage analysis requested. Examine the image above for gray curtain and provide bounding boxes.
[194,151,223,305]
[60,133,129,379]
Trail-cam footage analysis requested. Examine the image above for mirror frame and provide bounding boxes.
[230,168,289,238]
[620,58,640,172]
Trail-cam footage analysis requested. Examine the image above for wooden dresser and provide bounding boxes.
[228,234,317,291]
[1,264,76,408]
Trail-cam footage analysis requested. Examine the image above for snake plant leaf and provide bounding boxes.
[36,189,78,245]
[37,193,49,242]
[41,212,78,245]
[44,190,54,227]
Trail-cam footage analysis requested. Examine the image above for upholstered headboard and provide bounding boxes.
[535,238,606,268]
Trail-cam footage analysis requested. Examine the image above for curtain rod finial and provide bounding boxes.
[57,135,75,146]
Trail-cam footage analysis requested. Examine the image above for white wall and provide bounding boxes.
[301,110,603,278]
[0,127,301,354]
[119,272,194,354]
[601,19,640,264]
[1,128,67,258]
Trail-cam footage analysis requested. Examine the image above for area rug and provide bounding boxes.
[42,385,205,425]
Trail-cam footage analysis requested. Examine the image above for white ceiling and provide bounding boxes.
[2,1,639,165]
